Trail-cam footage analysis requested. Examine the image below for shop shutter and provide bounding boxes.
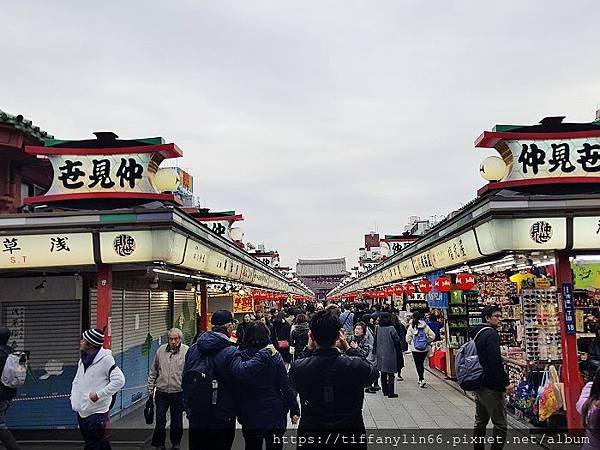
[89,288,124,414]
[120,290,151,411]
[174,290,197,345]
[2,297,81,429]
[150,291,170,356]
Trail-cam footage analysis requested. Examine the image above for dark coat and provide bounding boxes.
[238,346,300,431]
[192,331,272,420]
[374,326,401,373]
[273,319,292,363]
[289,347,378,431]
[290,323,309,355]
[470,324,510,392]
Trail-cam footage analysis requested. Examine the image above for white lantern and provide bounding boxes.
[230,227,244,241]
[479,156,507,182]
[153,168,181,192]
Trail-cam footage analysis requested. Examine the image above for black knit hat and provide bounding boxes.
[211,310,234,326]
[83,328,105,347]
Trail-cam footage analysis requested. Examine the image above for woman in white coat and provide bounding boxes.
[405,311,436,388]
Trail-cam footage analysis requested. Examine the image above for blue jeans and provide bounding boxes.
[77,412,111,450]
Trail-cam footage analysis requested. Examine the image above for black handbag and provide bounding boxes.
[144,396,154,425]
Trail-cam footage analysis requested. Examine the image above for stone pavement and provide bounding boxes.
[16,357,570,449]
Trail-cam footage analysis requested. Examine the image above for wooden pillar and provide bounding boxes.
[96,265,112,349]
[199,280,209,332]
[555,250,583,431]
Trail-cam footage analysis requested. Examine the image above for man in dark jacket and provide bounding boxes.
[0,326,20,450]
[470,306,514,450]
[289,310,378,449]
[187,310,276,450]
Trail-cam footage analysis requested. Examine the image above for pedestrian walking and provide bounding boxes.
[405,311,436,388]
[339,305,354,337]
[470,306,514,450]
[183,310,277,450]
[0,327,23,450]
[236,314,252,349]
[348,322,372,359]
[289,313,309,361]
[578,368,600,450]
[373,312,401,398]
[273,312,291,368]
[147,328,189,450]
[238,321,300,450]
[391,313,408,381]
[289,309,378,449]
[70,328,125,450]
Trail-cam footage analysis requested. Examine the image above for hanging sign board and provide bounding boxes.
[0,233,94,269]
[429,230,482,269]
[475,218,567,255]
[562,283,576,335]
[24,143,182,204]
[502,137,600,182]
[573,217,600,249]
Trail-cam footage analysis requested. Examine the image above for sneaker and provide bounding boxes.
[397,376,404,381]
[365,387,377,393]
[373,385,381,391]
[418,380,427,388]
[387,393,398,398]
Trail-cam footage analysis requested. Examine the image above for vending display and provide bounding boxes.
[521,288,562,362]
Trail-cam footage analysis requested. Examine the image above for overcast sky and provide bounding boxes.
[2,1,600,269]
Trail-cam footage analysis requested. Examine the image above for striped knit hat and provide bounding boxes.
[82,328,105,347]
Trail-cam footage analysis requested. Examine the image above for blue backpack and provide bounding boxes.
[413,328,428,351]
[455,327,492,391]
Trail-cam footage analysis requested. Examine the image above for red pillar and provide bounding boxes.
[555,250,583,431]
[96,265,112,349]
[199,280,209,332]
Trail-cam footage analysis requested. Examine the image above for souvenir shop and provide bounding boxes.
[329,116,600,431]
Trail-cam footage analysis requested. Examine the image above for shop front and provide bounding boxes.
[329,116,600,431]
[0,134,311,429]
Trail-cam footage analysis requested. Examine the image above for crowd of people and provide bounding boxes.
[1,300,599,449]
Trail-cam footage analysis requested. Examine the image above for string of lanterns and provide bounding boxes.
[335,272,476,300]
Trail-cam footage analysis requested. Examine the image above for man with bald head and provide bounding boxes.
[148,328,189,450]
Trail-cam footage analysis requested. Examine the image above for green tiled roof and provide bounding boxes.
[0,109,54,141]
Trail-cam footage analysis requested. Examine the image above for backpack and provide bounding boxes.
[413,328,428,351]
[182,344,218,417]
[1,352,27,388]
[455,327,492,391]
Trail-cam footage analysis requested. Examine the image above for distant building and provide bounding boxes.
[358,231,419,271]
[296,258,348,301]
[403,215,443,236]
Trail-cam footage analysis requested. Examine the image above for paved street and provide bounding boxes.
[16,357,573,449]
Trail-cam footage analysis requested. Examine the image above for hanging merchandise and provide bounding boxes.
[522,288,562,362]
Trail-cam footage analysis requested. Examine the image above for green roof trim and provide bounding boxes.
[44,136,165,147]
[0,109,54,140]
[492,124,526,132]
[100,214,138,224]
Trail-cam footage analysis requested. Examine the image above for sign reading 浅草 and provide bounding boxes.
[0,233,94,268]
[504,137,600,181]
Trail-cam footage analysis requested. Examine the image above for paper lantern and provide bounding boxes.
[456,273,476,291]
[404,283,415,295]
[384,287,394,296]
[153,167,181,192]
[418,279,432,293]
[434,277,452,292]
[479,156,507,182]
[394,284,404,295]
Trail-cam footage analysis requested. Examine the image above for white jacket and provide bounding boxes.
[70,348,126,418]
[405,320,436,353]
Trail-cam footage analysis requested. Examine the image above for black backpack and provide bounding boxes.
[182,344,218,416]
